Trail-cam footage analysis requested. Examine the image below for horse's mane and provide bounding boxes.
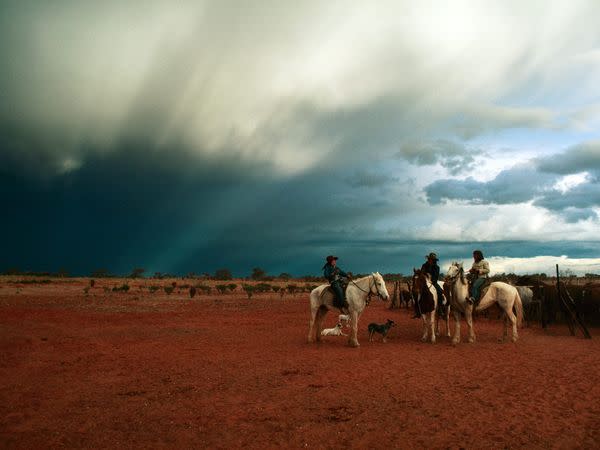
[352,273,379,284]
[450,261,467,283]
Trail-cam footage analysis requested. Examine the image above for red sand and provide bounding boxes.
[1,280,599,449]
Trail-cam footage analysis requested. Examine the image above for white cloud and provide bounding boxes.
[481,255,600,276]
[553,172,590,193]
[410,202,599,242]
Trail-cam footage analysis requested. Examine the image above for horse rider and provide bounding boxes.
[414,252,444,318]
[468,249,490,305]
[323,255,350,309]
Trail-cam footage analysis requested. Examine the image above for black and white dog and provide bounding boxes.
[367,319,395,342]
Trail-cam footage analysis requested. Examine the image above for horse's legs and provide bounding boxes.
[452,309,461,345]
[429,312,436,343]
[307,305,319,343]
[369,330,374,342]
[466,306,475,343]
[315,307,327,342]
[421,315,428,342]
[445,308,451,337]
[502,313,509,342]
[506,307,519,342]
[348,310,360,347]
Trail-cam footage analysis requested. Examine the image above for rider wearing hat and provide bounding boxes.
[323,255,350,309]
[414,252,444,318]
[468,249,489,304]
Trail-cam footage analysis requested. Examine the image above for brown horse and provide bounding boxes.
[411,269,438,343]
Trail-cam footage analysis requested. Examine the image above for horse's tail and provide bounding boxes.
[514,290,524,328]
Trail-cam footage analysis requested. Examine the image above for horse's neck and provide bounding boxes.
[353,276,371,290]
[452,269,469,292]
[349,276,371,297]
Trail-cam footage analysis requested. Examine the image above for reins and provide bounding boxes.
[349,275,383,306]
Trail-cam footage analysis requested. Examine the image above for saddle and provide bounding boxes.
[322,283,350,311]
[468,278,491,304]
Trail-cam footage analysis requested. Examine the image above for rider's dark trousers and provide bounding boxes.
[331,282,345,305]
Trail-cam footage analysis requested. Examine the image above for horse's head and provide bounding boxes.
[445,261,464,280]
[371,272,390,301]
[411,268,430,294]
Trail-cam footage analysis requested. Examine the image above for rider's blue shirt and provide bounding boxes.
[323,264,348,284]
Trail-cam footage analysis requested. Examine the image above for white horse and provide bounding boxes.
[308,273,390,347]
[411,269,438,343]
[445,262,524,344]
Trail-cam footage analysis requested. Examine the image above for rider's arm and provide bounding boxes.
[432,265,440,282]
[478,261,490,277]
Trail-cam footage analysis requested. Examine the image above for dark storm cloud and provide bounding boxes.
[3,2,600,275]
[0,138,407,276]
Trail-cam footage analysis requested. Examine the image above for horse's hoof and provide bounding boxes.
[511,336,518,343]
[467,337,475,343]
[349,342,360,348]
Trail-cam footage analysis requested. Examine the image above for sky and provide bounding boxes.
[2,0,600,277]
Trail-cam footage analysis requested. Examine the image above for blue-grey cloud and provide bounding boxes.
[533,183,600,213]
[346,170,399,189]
[396,139,477,175]
[425,166,557,205]
[424,140,600,223]
[535,141,600,175]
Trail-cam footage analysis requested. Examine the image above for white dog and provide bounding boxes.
[338,314,351,327]
[321,323,347,336]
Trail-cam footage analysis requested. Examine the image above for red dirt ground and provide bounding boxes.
[1,279,599,449]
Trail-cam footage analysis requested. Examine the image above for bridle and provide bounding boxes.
[350,275,385,306]
[444,264,465,285]
[412,271,436,305]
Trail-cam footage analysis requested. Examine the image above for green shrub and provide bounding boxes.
[195,284,211,294]
[164,286,174,295]
[287,284,298,295]
[189,286,197,298]
[112,283,130,292]
[242,284,254,299]
[215,284,228,294]
[255,283,272,293]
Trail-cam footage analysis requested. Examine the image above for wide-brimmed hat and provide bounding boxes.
[326,255,338,263]
[425,252,439,261]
